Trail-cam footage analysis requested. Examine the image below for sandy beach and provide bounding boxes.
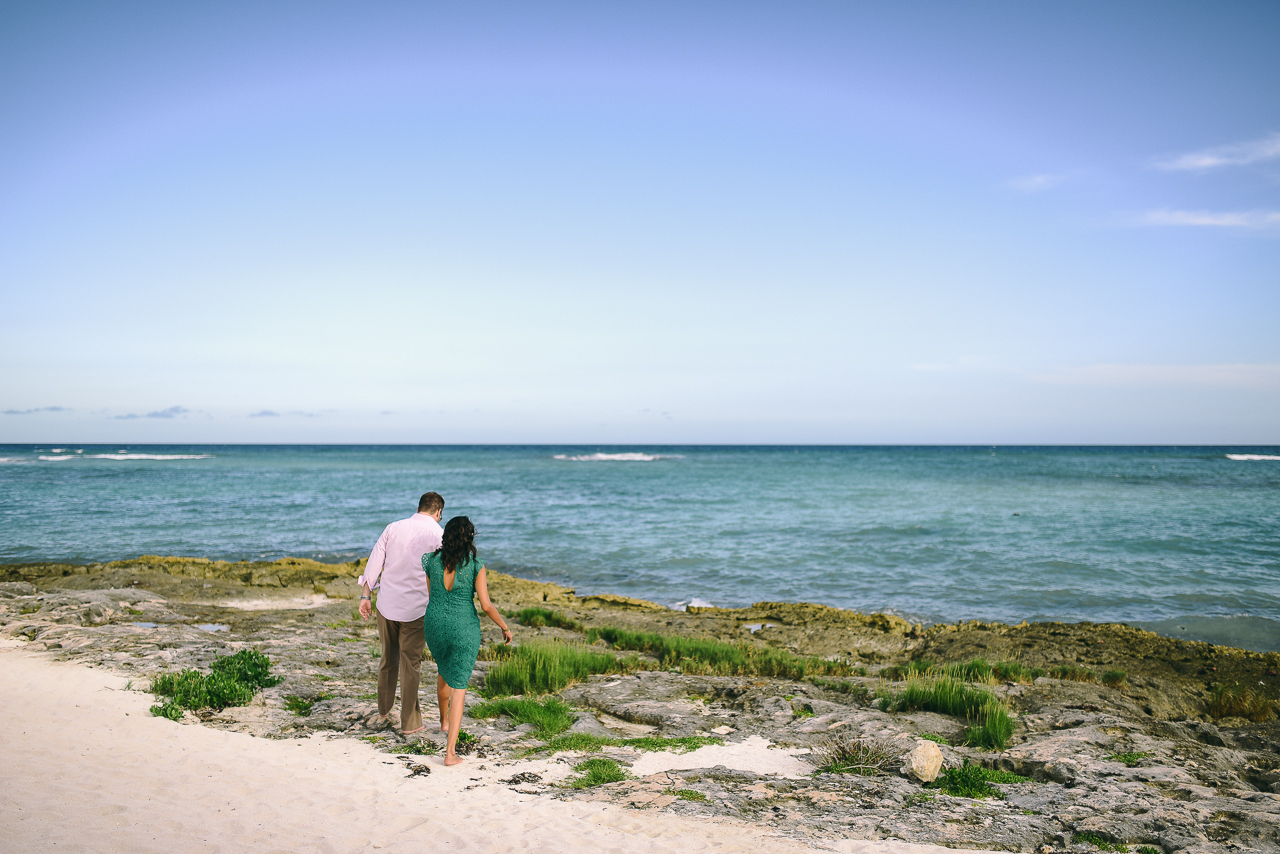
[1,640,960,854]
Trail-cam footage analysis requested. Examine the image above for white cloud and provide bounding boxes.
[1032,363,1280,388]
[1137,209,1280,229]
[1155,132,1280,171]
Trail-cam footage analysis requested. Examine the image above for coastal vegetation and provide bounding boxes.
[1207,683,1274,722]
[815,738,900,775]
[509,607,585,632]
[585,624,857,679]
[481,641,646,696]
[1106,751,1151,767]
[391,739,440,755]
[531,733,723,755]
[879,676,1015,750]
[564,757,629,788]
[928,760,1031,799]
[469,696,576,738]
[149,648,281,720]
[283,693,332,716]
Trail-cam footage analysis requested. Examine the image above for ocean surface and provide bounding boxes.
[2,445,1278,652]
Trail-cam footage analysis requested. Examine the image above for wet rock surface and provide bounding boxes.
[3,557,1279,854]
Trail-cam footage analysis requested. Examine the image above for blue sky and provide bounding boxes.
[2,1,1278,444]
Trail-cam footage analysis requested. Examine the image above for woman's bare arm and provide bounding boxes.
[475,566,513,644]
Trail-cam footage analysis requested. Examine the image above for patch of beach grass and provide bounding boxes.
[928,760,1030,798]
[481,641,646,697]
[532,733,722,755]
[564,757,629,788]
[1207,683,1274,722]
[881,676,1015,750]
[586,626,855,679]
[510,607,585,633]
[468,696,576,738]
[391,739,440,756]
[815,737,900,775]
[880,660,933,681]
[883,658,1043,684]
[667,788,707,801]
[1048,664,1095,683]
[920,732,950,745]
[1106,751,1151,767]
[1074,832,1129,852]
[1101,669,1128,689]
[809,677,871,703]
[283,693,332,716]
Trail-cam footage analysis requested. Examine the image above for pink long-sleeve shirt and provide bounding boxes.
[358,512,442,622]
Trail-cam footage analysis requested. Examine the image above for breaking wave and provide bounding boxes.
[1226,454,1280,461]
[38,454,213,461]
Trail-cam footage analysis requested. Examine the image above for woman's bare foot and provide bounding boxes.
[439,720,448,733]
[444,754,465,766]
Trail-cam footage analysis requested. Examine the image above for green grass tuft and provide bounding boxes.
[880,660,933,681]
[881,676,1015,750]
[564,757,629,788]
[927,760,1029,798]
[586,625,856,679]
[534,733,722,755]
[920,732,949,745]
[668,788,707,801]
[1207,683,1274,722]
[391,740,440,755]
[815,738,900,775]
[883,658,1044,684]
[481,641,644,697]
[510,607,585,633]
[468,696,576,738]
[1101,669,1128,689]
[1074,832,1129,852]
[1106,751,1151,767]
[283,693,332,716]
[1048,664,1095,683]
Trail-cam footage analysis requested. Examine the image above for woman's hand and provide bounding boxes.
[501,627,513,645]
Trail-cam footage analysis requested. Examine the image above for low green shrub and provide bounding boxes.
[587,625,855,679]
[565,757,628,788]
[510,607,585,633]
[1207,684,1274,722]
[1048,665,1095,683]
[928,760,1030,798]
[150,648,280,718]
[1074,831,1129,852]
[468,696,576,737]
[283,693,331,716]
[1101,670,1128,689]
[668,788,707,801]
[534,733,722,755]
[1106,751,1150,767]
[481,641,645,697]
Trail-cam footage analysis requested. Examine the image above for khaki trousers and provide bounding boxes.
[376,610,425,733]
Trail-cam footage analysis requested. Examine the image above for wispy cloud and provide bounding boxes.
[114,405,190,420]
[1007,173,1070,193]
[1137,209,1280,229]
[1032,363,1280,388]
[1154,132,1280,171]
[249,410,280,417]
[2,406,70,415]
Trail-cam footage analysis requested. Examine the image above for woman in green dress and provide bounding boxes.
[421,516,512,765]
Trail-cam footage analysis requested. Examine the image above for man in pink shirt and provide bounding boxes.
[358,491,444,734]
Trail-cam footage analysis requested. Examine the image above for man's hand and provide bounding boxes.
[359,597,373,620]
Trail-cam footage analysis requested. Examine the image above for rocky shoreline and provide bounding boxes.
[2,556,1278,854]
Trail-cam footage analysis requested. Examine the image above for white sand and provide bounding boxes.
[628,735,811,778]
[0,642,963,854]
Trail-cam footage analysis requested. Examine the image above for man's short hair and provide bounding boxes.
[418,492,445,514]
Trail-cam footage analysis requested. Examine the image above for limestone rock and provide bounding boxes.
[900,739,943,782]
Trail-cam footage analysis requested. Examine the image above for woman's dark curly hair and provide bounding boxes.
[435,516,477,572]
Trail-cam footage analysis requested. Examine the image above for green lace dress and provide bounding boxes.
[421,552,483,689]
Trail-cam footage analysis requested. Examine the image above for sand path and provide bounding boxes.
[1,642,961,854]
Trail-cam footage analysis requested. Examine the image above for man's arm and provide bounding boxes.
[358,529,390,621]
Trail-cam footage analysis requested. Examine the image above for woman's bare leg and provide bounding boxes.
[444,686,467,766]
[435,674,450,733]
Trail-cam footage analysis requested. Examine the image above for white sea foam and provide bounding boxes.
[671,597,717,612]
[1226,454,1280,461]
[38,453,213,461]
[51,448,66,453]
[553,452,681,462]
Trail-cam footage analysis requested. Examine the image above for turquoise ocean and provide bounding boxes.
[2,445,1277,652]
